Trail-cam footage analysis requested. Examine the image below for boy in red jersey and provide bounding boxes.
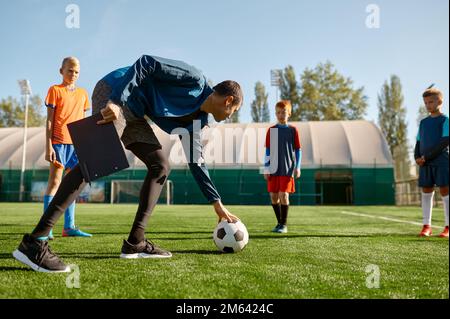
[264,100,302,233]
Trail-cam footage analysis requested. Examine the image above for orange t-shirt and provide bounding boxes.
[45,84,90,144]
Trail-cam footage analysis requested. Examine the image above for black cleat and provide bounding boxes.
[120,239,172,259]
[12,234,70,273]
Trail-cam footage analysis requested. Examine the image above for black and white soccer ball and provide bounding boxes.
[213,220,249,253]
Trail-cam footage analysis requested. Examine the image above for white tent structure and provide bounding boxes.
[0,120,392,170]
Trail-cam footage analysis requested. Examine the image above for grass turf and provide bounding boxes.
[0,203,448,299]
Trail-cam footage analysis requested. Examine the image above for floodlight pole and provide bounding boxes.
[18,80,32,202]
[270,69,282,102]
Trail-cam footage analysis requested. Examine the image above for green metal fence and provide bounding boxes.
[0,166,395,205]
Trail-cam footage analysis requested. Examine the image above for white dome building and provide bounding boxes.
[0,120,394,205]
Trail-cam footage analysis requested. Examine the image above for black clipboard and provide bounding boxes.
[67,113,129,183]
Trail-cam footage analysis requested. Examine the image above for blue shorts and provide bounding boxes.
[418,165,449,187]
[52,144,79,170]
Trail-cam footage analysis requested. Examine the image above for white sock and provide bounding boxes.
[421,192,434,225]
[443,195,449,226]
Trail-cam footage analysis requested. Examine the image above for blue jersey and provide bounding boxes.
[417,114,449,166]
[265,124,302,176]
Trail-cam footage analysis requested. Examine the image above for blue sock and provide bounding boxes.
[37,195,54,240]
[43,194,54,212]
[64,201,76,229]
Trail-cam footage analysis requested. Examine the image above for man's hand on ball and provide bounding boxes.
[213,201,239,223]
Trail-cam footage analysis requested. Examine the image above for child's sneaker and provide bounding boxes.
[419,225,432,237]
[276,225,288,234]
[62,227,92,237]
[438,226,449,238]
[120,239,172,259]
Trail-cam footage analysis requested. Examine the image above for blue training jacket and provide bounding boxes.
[101,55,220,203]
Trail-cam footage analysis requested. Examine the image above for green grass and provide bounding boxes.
[0,203,448,299]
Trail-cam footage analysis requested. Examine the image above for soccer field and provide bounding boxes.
[0,203,448,299]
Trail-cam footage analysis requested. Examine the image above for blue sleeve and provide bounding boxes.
[264,147,270,168]
[295,149,302,169]
[110,55,157,105]
[416,121,421,141]
[423,118,449,161]
[414,141,421,159]
[443,117,449,137]
[180,132,221,203]
[188,163,221,203]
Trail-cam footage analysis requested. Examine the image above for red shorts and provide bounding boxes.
[267,176,295,193]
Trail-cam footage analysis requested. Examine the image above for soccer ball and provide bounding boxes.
[213,220,249,253]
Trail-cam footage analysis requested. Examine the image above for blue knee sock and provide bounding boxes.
[43,195,54,212]
[64,201,76,229]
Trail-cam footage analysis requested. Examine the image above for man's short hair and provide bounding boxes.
[423,88,443,103]
[275,100,292,114]
[213,81,243,107]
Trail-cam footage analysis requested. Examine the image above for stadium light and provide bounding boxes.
[17,79,32,202]
[270,69,282,101]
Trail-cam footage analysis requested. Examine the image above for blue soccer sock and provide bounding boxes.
[64,201,76,229]
[43,194,54,212]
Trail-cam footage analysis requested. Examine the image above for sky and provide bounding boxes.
[0,0,448,152]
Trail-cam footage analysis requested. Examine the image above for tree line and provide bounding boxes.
[246,61,422,181]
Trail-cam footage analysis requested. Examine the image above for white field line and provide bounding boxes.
[340,211,442,229]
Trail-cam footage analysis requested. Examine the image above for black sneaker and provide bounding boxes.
[120,239,172,259]
[12,234,70,273]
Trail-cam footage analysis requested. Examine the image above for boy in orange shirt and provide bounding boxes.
[264,100,302,233]
[41,57,92,240]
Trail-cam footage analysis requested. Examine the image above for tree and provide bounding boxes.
[417,105,428,126]
[377,75,410,180]
[251,81,270,122]
[225,107,240,123]
[0,95,46,127]
[279,65,300,119]
[297,61,368,121]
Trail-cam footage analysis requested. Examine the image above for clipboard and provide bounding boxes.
[67,113,129,183]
